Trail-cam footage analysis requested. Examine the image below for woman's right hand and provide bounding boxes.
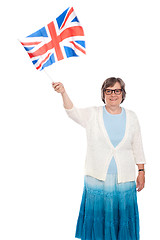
[52,82,73,109]
[52,82,65,94]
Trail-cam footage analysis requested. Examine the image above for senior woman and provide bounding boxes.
[52,77,146,240]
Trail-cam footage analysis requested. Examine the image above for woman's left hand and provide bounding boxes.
[136,172,145,192]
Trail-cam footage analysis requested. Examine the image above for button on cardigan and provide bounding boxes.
[65,105,146,183]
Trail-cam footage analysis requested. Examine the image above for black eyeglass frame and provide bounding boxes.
[104,88,123,95]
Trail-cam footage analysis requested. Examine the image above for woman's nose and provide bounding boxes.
[111,91,116,95]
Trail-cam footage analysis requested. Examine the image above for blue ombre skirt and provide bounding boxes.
[75,173,139,240]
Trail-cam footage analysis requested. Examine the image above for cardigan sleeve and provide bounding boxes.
[64,105,95,128]
[132,113,146,164]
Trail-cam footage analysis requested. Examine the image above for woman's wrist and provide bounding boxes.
[138,169,145,175]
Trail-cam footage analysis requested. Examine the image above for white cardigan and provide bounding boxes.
[65,105,146,183]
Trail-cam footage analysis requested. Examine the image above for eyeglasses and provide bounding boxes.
[104,89,123,95]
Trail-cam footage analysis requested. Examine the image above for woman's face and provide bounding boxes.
[104,82,123,107]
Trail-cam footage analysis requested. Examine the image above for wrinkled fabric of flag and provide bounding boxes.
[19,7,86,71]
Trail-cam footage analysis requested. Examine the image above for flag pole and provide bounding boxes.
[43,69,54,83]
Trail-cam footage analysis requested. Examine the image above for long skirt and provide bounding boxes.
[75,173,139,240]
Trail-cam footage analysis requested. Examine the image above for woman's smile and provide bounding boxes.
[110,98,118,101]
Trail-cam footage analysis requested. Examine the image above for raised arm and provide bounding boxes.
[52,81,95,128]
[52,82,73,109]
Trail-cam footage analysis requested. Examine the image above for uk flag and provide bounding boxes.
[20,7,86,70]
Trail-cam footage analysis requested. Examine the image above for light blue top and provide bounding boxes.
[103,106,126,174]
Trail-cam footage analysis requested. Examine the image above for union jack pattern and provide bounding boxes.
[20,7,86,70]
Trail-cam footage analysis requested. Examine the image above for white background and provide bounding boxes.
[0,0,160,239]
